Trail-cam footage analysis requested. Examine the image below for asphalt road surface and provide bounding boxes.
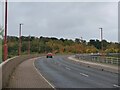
[34,55,118,88]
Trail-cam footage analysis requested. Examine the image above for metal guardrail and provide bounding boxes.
[75,54,120,65]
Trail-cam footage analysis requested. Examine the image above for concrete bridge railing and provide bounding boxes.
[0,54,41,89]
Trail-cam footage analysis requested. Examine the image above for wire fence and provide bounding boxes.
[75,54,120,65]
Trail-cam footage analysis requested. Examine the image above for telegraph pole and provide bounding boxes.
[18,23,23,56]
[4,0,8,61]
[99,28,103,55]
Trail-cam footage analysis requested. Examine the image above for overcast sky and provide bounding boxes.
[0,1,118,42]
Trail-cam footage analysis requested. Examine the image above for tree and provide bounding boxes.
[102,40,109,50]
[88,39,101,49]
[60,38,65,42]
[85,46,98,53]
[75,38,80,43]
[105,43,119,53]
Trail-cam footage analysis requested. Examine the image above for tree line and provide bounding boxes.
[1,36,119,58]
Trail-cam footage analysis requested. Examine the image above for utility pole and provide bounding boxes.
[18,23,23,56]
[99,28,103,55]
[28,35,30,55]
[4,0,8,61]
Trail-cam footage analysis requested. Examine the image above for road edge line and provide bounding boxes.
[33,57,55,89]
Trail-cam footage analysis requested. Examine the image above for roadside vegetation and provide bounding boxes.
[1,36,119,58]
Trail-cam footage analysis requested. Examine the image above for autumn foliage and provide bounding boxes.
[3,36,120,58]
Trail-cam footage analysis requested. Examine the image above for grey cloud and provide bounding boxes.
[1,2,118,42]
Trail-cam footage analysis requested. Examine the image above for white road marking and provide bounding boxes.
[33,58,55,89]
[65,67,71,70]
[113,84,120,88]
[79,72,89,77]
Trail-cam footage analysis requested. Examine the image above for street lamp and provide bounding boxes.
[4,0,8,61]
[18,23,23,56]
[80,37,83,43]
[99,28,103,55]
[28,35,30,55]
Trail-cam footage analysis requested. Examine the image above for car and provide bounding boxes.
[46,53,53,58]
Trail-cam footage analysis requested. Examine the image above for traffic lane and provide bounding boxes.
[55,56,118,84]
[48,56,118,87]
[35,57,100,88]
[35,56,118,88]
[34,56,118,88]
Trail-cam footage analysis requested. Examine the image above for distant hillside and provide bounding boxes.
[0,36,117,59]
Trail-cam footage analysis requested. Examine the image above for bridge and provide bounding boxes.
[0,1,119,89]
[0,54,119,89]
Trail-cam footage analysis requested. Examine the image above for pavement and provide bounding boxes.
[68,55,118,74]
[7,57,53,88]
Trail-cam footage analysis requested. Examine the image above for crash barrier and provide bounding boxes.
[75,54,120,65]
[0,54,41,89]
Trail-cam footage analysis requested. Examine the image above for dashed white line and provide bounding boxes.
[65,67,71,70]
[113,84,120,88]
[79,72,89,77]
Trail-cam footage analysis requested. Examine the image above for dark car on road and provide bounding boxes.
[46,53,53,58]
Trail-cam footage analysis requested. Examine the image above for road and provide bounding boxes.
[34,55,118,88]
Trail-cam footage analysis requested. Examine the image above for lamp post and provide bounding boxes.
[18,23,23,56]
[4,0,8,61]
[99,28,103,55]
[28,35,30,55]
[80,37,83,43]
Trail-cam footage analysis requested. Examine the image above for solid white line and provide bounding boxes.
[113,84,120,88]
[79,72,89,77]
[33,58,55,89]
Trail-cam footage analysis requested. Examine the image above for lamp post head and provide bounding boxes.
[20,23,23,25]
